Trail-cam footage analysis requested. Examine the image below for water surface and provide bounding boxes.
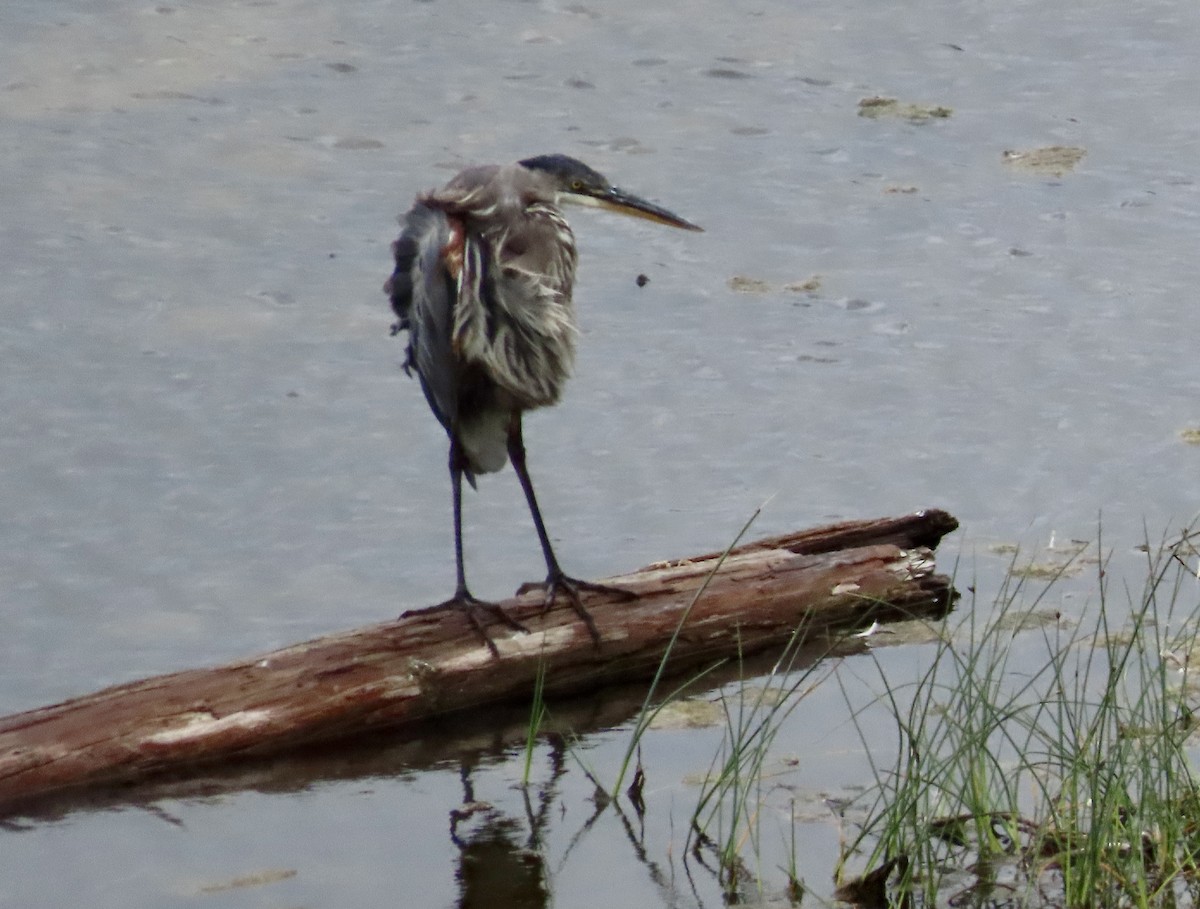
[2,0,1199,904]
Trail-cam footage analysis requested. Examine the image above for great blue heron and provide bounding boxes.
[386,154,702,651]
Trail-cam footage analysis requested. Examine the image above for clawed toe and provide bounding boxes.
[440,592,528,657]
[535,572,635,645]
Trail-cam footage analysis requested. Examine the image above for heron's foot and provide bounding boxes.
[536,572,636,645]
[438,591,529,658]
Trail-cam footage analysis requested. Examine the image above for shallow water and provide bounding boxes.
[2,0,1199,904]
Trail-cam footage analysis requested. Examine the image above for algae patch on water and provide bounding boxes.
[728,274,822,295]
[857,96,953,122]
[1002,145,1087,176]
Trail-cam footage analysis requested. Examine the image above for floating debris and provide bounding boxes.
[1002,145,1087,176]
[1181,427,1200,445]
[648,698,722,730]
[784,275,822,293]
[858,96,953,122]
[195,869,297,895]
[1009,560,1087,580]
[728,275,772,294]
[729,274,822,295]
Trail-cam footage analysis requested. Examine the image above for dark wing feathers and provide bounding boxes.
[387,203,458,436]
[387,166,577,479]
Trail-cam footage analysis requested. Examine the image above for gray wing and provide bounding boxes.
[387,203,459,436]
[387,202,511,479]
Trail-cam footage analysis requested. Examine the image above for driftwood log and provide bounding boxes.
[0,509,958,815]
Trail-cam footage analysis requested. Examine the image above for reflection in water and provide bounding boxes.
[449,741,566,909]
[446,736,697,909]
[451,802,548,909]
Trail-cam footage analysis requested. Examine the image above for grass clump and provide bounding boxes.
[841,526,1200,908]
[685,628,835,903]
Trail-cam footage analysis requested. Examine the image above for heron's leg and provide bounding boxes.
[448,436,472,600]
[506,415,634,643]
[438,434,527,657]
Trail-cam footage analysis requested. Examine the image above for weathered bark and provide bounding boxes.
[0,509,957,815]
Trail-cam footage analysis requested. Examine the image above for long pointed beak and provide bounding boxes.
[570,187,704,232]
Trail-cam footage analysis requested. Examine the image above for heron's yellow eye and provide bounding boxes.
[570,179,584,191]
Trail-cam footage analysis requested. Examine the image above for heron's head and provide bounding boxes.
[519,154,703,232]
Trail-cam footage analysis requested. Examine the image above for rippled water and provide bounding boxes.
[2,0,1199,905]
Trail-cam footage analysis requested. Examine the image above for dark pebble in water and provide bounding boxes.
[636,274,649,287]
[327,62,357,73]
